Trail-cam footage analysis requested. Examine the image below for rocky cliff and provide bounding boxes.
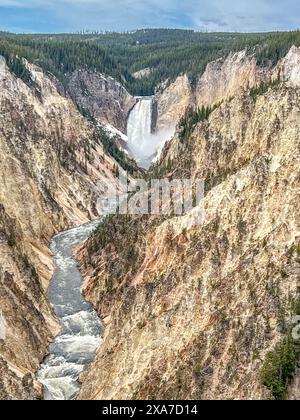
[154,75,192,132]
[76,48,300,400]
[0,58,122,399]
[66,69,136,133]
[154,45,300,134]
[195,46,300,108]
[1,43,300,401]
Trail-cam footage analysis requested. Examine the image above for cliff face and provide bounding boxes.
[66,69,136,133]
[194,50,265,107]
[154,46,300,136]
[154,75,192,131]
[76,50,300,399]
[0,58,121,399]
[0,206,58,400]
[195,46,300,108]
[153,50,265,132]
[155,46,300,167]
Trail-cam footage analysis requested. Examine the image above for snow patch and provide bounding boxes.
[100,122,128,142]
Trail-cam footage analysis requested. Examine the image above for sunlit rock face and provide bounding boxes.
[194,50,264,107]
[195,46,300,108]
[152,46,300,153]
[76,49,300,400]
[155,74,192,132]
[0,59,120,399]
[276,46,300,86]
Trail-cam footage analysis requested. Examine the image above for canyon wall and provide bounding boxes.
[155,46,300,135]
[154,75,192,131]
[0,58,121,399]
[66,69,136,133]
[76,48,300,400]
[194,50,265,107]
[153,50,267,135]
[1,45,300,400]
[195,46,300,108]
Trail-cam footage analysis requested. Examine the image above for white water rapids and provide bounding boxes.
[127,97,175,168]
[37,220,103,400]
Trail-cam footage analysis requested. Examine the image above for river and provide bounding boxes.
[36,96,172,400]
[37,219,103,400]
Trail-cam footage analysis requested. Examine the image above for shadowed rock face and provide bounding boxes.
[0,359,37,400]
[66,69,136,133]
[0,60,121,399]
[75,49,300,400]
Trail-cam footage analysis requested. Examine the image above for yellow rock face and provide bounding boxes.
[76,79,300,400]
[155,75,192,131]
[0,61,121,399]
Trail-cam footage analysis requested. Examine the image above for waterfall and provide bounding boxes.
[127,97,153,167]
[127,97,176,169]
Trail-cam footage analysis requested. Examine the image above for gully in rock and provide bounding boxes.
[37,220,103,401]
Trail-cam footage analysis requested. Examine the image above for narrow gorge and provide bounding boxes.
[37,220,103,400]
[1,29,300,401]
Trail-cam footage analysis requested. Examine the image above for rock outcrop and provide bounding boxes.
[154,75,192,132]
[154,46,300,135]
[133,68,152,79]
[194,50,265,107]
[194,46,300,109]
[276,45,300,86]
[153,46,300,168]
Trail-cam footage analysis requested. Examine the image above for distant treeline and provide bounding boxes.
[1,28,300,95]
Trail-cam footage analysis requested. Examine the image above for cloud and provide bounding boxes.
[191,0,300,32]
[0,0,299,33]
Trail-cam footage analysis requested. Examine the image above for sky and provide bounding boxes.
[0,0,299,34]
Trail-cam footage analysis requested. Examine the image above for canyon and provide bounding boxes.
[0,57,129,399]
[0,40,300,400]
[76,47,300,400]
